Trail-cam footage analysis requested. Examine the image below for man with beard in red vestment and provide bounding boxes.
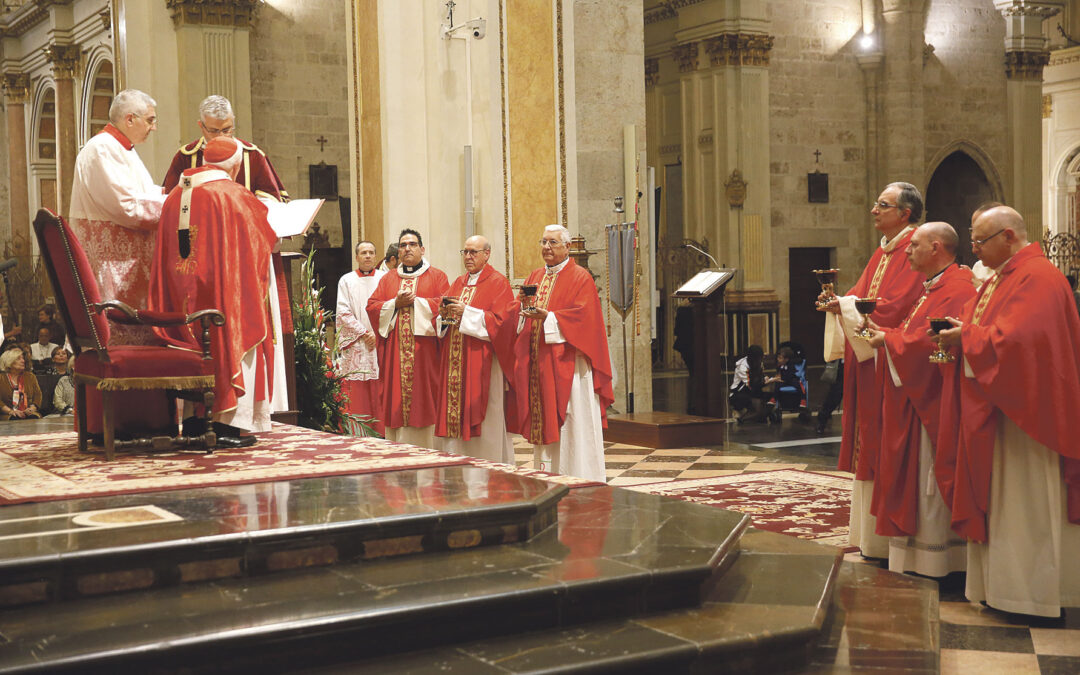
[936,205,1080,618]
[821,182,926,559]
[509,225,613,483]
[366,229,449,448]
[434,235,516,462]
[149,136,282,448]
[865,222,974,577]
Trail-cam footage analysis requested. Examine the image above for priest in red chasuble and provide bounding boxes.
[509,225,613,483]
[366,229,449,448]
[821,182,926,558]
[434,235,516,463]
[936,205,1080,618]
[864,222,973,578]
[336,241,386,435]
[149,137,285,447]
[162,95,288,201]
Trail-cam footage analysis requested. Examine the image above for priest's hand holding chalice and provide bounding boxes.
[440,296,463,327]
[928,317,962,363]
[518,284,547,321]
[813,269,840,311]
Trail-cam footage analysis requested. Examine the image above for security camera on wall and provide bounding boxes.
[442,16,486,40]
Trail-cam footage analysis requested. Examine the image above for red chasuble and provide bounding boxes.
[509,259,614,445]
[148,166,278,417]
[872,264,976,536]
[365,264,449,430]
[434,265,516,441]
[837,228,925,479]
[936,244,1080,542]
[163,138,289,200]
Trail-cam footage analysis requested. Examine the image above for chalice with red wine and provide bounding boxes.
[813,268,840,311]
[927,317,955,363]
[854,297,877,339]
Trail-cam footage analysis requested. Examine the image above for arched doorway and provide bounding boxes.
[83,59,114,141]
[925,151,996,268]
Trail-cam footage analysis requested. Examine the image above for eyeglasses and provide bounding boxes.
[460,249,488,256]
[398,242,421,249]
[539,239,565,248]
[972,229,1006,247]
[872,201,899,210]
[134,113,157,126]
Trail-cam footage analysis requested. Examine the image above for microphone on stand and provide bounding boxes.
[0,258,16,274]
[683,243,721,268]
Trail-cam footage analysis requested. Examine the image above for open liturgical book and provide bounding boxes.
[673,269,736,297]
[258,197,325,238]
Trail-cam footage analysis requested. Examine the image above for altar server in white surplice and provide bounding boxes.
[336,240,386,436]
[68,89,166,346]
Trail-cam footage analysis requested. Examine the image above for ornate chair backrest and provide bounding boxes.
[32,209,111,358]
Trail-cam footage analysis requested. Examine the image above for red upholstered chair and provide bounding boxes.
[33,208,224,460]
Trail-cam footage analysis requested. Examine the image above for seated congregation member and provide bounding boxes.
[764,346,807,423]
[434,235,516,463]
[865,222,973,578]
[37,304,65,347]
[729,344,766,422]
[937,205,1080,617]
[509,225,613,483]
[0,347,41,420]
[29,326,58,368]
[336,240,386,435]
[366,229,449,448]
[51,348,74,416]
[149,136,286,447]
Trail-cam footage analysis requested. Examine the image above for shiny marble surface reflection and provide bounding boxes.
[0,466,560,561]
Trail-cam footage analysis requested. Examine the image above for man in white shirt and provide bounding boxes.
[29,327,59,364]
[336,241,385,435]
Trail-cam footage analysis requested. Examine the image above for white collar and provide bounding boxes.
[546,257,570,274]
[467,266,484,285]
[398,258,431,278]
[880,225,915,253]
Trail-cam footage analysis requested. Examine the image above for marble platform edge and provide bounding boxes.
[0,484,570,606]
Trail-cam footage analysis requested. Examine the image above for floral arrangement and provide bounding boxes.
[292,250,379,436]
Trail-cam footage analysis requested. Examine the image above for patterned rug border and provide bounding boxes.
[0,426,475,505]
[631,468,854,491]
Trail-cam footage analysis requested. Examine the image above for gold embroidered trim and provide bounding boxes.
[444,285,476,438]
[77,374,215,392]
[971,275,1001,325]
[527,271,558,445]
[866,250,891,298]
[901,292,929,332]
[397,277,417,425]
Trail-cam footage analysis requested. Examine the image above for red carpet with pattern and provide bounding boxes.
[631,469,853,549]
[0,423,473,505]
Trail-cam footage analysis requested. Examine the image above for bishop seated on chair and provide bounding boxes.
[149,136,289,448]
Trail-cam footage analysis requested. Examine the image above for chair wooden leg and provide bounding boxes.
[75,381,88,453]
[101,390,115,461]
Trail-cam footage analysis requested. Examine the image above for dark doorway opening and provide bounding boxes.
[925,151,995,268]
[788,247,831,367]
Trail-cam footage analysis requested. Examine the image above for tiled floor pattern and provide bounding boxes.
[512,422,1080,675]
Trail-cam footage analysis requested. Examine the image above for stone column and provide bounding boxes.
[167,0,258,140]
[44,44,80,217]
[879,0,926,187]
[3,73,31,256]
[995,0,1060,231]
[858,48,883,253]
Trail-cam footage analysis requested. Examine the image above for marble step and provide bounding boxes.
[0,467,567,607]
[0,484,751,673]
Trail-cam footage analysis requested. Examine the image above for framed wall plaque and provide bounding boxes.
[808,171,829,203]
[309,162,338,200]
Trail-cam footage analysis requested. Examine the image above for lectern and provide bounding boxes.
[674,268,736,418]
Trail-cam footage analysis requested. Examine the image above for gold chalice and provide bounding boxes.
[927,318,955,363]
[440,296,459,327]
[521,284,538,309]
[854,297,877,339]
[813,268,840,311]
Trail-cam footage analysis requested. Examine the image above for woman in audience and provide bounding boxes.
[0,347,42,420]
[51,347,74,415]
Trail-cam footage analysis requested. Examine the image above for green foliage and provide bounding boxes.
[292,249,379,437]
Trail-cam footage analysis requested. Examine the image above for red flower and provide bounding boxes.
[325,370,334,379]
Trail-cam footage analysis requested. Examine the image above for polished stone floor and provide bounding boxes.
[3,411,1079,673]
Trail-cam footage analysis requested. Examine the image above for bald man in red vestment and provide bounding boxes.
[149,137,280,447]
[821,182,926,558]
[936,205,1080,618]
[509,225,613,483]
[366,229,449,448]
[865,222,974,577]
[434,235,516,462]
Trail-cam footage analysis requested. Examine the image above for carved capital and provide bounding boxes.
[43,44,81,80]
[645,58,660,87]
[704,33,774,67]
[672,42,699,73]
[1004,49,1050,80]
[2,72,30,105]
[167,0,260,28]
[995,1,1061,19]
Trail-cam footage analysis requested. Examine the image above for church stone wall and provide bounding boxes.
[767,0,869,341]
[249,0,351,249]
